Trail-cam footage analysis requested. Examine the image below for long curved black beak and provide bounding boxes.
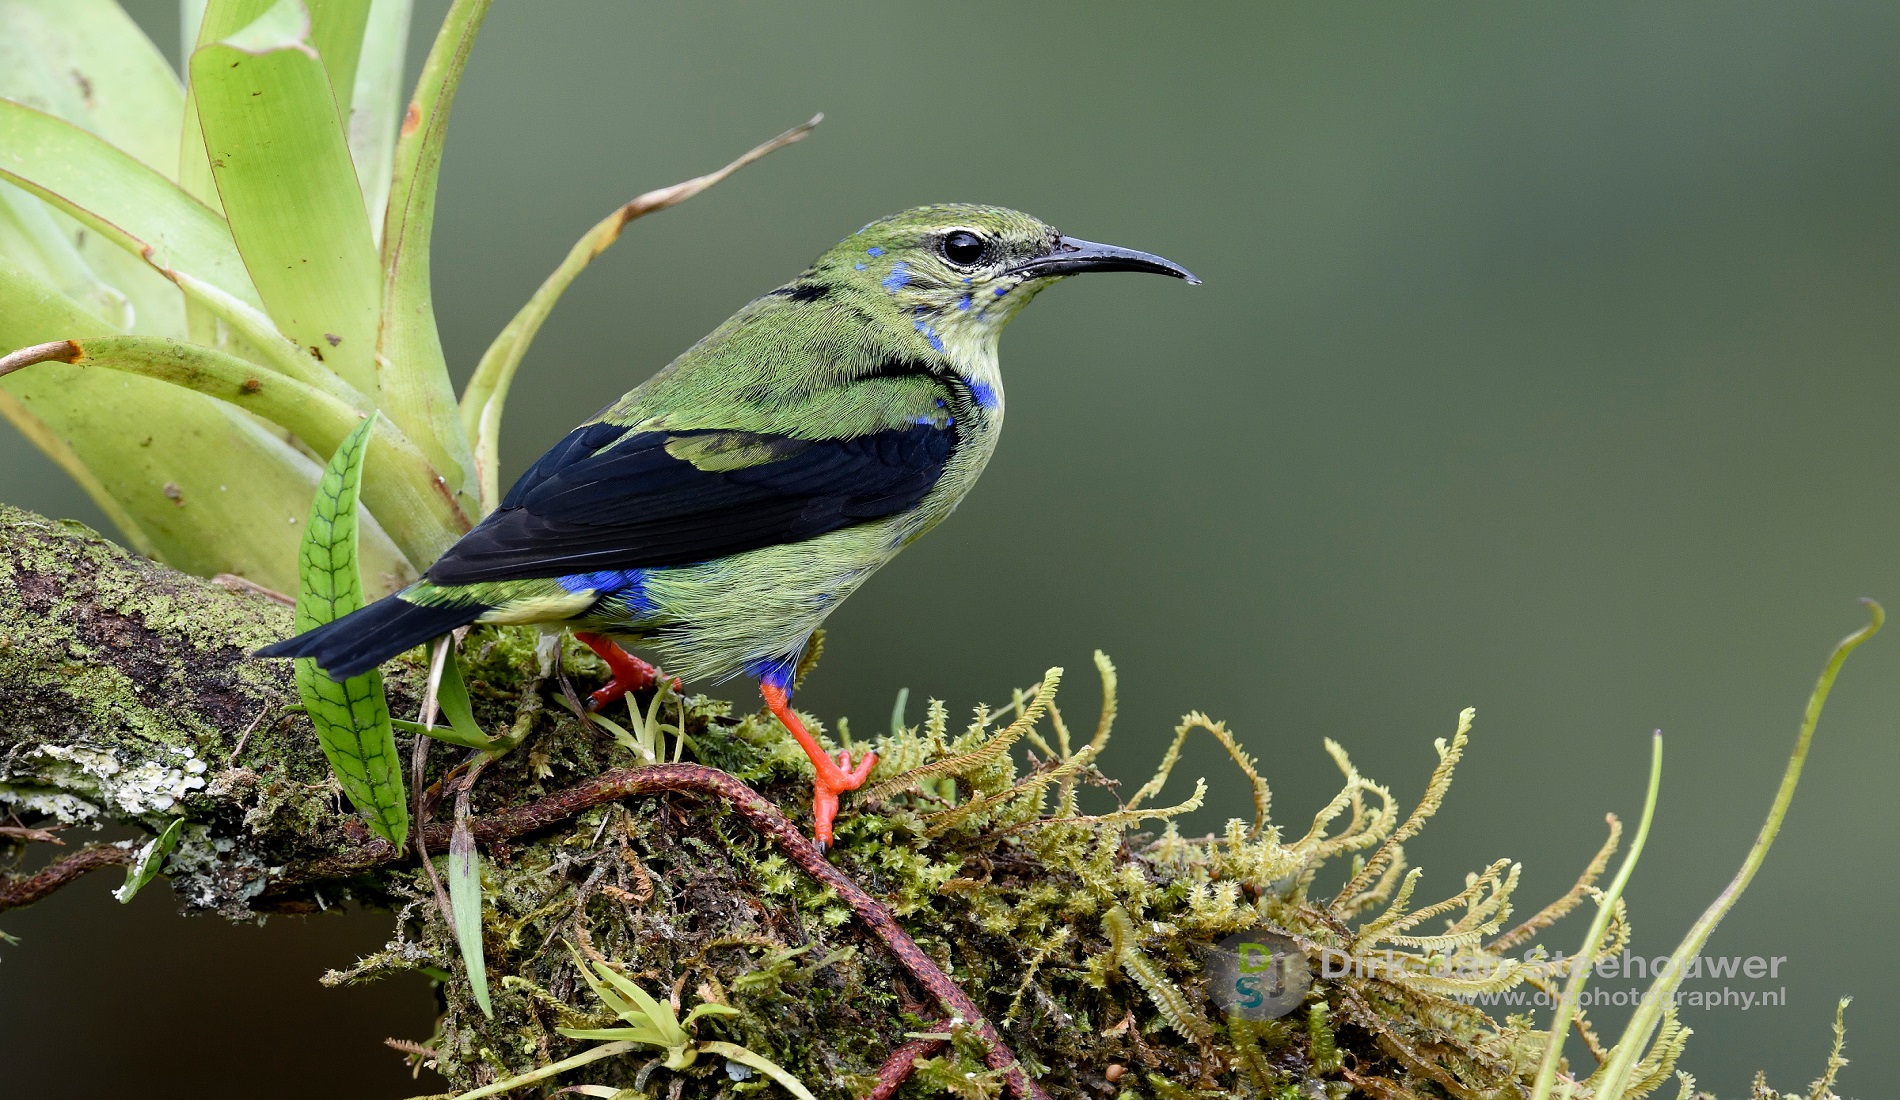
[1005,235,1200,284]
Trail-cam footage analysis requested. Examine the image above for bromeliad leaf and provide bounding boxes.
[0,99,259,306]
[293,417,410,846]
[374,0,491,520]
[192,0,383,398]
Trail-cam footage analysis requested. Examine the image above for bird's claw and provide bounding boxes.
[574,632,669,712]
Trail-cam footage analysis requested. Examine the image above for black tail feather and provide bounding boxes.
[255,594,487,681]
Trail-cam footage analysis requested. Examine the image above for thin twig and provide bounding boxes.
[230,704,270,763]
[0,844,130,910]
[0,824,65,845]
[212,573,296,607]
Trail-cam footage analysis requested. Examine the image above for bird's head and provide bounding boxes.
[811,204,1197,367]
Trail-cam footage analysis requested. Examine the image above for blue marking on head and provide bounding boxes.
[866,246,884,257]
[882,263,911,292]
[747,655,798,694]
[958,294,972,311]
[993,285,1009,296]
[969,380,997,408]
[935,397,946,407]
[854,262,866,271]
[913,318,944,352]
[962,276,972,285]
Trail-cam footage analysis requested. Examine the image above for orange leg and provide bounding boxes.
[760,681,876,850]
[573,632,664,711]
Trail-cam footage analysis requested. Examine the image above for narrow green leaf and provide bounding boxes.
[593,966,684,1047]
[441,1041,638,1100]
[435,644,489,748]
[347,0,412,239]
[114,817,185,904]
[1589,602,1883,1100]
[0,0,185,179]
[0,255,419,592]
[390,717,491,751]
[448,785,491,1017]
[375,0,492,519]
[181,2,208,68]
[460,117,818,512]
[0,334,461,568]
[0,99,259,308]
[555,1027,669,1045]
[696,1041,820,1100]
[293,418,410,846]
[192,0,382,399]
[678,1003,741,1029]
[305,0,374,115]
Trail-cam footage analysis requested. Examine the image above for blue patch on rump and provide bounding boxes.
[854,262,866,271]
[557,569,654,616]
[746,654,798,693]
[866,246,884,257]
[969,380,998,408]
[881,263,911,291]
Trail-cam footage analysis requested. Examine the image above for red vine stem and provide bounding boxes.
[869,1033,950,1100]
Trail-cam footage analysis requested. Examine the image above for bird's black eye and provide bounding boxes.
[940,230,986,267]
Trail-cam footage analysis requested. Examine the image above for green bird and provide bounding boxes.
[260,205,1196,847]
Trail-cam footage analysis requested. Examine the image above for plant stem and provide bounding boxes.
[1592,601,1881,1099]
[1528,732,1663,1100]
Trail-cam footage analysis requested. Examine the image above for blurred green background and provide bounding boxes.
[4,2,1898,1096]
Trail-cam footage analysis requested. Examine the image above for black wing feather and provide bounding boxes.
[427,422,955,585]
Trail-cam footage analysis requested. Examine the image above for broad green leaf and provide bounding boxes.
[177,0,276,220]
[0,98,259,308]
[0,254,415,591]
[375,0,491,520]
[167,266,368,400]
[293,418,410,847]
[114,817,184,904]
[192,0,382,399]
[0,334,460,566]
[448,787,491,1017]
[348,0,413,241]
[0,185,132,329]
[0,0,185,179]
[461,117,819,511]
[0,4,192,341]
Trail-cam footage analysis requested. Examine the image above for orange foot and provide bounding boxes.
[760,681,876,851]
[573,632,673,711]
